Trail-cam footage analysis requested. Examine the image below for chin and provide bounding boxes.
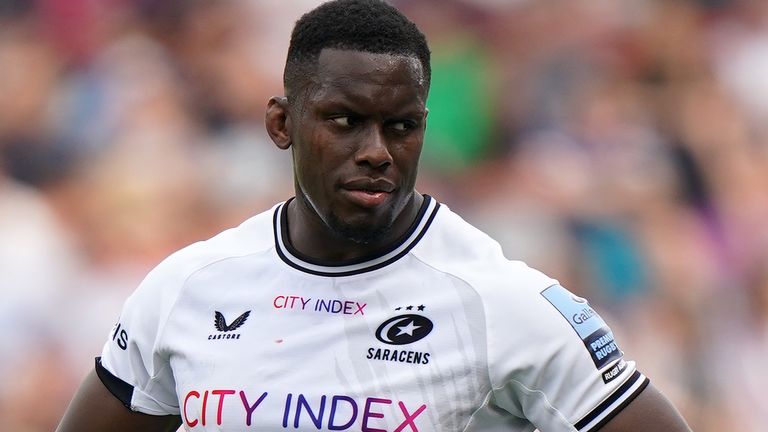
[326,212,392,245]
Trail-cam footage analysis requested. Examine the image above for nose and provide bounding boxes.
[354,126,393,169]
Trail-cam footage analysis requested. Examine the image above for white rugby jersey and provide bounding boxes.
[98,195,648,431]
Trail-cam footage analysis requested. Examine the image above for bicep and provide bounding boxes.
[597,382,691,432]
[56,370,182,432]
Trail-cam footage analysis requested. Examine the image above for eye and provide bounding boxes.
[389,120,417,132]
[330,116,356,127]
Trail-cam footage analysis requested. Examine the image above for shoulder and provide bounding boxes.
[412,202,559,335]
[124,204,279,310]
[412,201,557,294]
[411,200,570,364]
[166,204,277,268]
[411,200,646,428]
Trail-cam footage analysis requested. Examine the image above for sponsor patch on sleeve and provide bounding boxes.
[541,284,623,370]
[602,359,627,384]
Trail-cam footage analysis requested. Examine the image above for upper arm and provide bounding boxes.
[488,281,650,430]
[597,382,691,432]
[94,254,188,415]
[55,369,181,432]
[484,277,691,431]
[59,252,189,428]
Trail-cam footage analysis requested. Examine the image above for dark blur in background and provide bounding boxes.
[1,0,767,430]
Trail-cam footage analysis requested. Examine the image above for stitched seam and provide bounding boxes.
[409,254,496,408]
[412,251,574,430]
[506,378,575,431]
[145,247,274,398]
[461,389,495,432]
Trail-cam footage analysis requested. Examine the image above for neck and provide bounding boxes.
[285,192,424,263]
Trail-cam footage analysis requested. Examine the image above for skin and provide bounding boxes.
[266,49,428,261]
[599,384,692,432]
[56,48,691,432]
[56,369,181,432]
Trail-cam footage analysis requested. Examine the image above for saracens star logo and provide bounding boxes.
[375,314,433,345]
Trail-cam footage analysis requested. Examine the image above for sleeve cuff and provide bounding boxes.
[573,370,650,432]
[95,356,134,409]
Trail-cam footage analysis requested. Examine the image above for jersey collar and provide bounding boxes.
[273,195,439,277]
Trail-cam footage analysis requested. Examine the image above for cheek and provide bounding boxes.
[393,141,424,173]
[293,151,322,193]
[293,132,340,188]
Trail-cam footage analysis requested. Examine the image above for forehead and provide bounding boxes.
[307,48,427,106]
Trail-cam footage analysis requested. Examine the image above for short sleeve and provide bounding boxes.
[97,261,184,416]
[488,282,649,432]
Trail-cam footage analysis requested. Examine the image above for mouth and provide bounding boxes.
[340,178,396,208]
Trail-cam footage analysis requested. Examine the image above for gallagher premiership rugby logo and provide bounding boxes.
[541,285,623,375]
[367,306,433,365]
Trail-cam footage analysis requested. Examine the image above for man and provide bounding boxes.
[57,1,692,431]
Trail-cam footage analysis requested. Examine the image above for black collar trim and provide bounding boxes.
[273,195,439,277]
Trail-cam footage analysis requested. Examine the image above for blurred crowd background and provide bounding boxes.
[1,0,767,430]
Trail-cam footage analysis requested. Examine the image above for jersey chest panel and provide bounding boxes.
[165,255,492,431]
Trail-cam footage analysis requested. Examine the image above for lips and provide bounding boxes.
[340,178,396,208]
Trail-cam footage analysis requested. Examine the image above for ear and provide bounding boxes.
[265,96,292,150]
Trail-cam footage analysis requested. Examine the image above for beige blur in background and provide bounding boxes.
[1,0,767,431]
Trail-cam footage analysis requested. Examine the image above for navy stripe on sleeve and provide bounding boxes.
[95,356,134,409]
[575,370,650,431]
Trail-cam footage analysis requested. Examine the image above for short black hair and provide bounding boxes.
[284,0,431,99]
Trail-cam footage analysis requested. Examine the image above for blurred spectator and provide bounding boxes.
[2,1,768,430]
[403,0,501,173]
